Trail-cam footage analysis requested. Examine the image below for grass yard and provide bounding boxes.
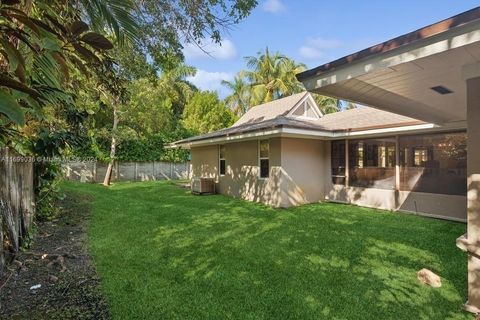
[61,181,470,320]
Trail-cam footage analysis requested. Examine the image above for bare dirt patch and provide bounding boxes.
[0,192,109,319]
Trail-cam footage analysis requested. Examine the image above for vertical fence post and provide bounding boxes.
[93,161,97,183]
[134,162,138,181]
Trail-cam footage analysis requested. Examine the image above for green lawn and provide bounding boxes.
[61,181,470,320]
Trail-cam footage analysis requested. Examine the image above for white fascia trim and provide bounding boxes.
[282,122,466,140]
[280,124,435,139]
[303,23,480,91]
[171,120,466,149]
[175,128,283,149]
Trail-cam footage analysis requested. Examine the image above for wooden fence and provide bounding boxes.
[63,161,191,183]
[0,148,35,277]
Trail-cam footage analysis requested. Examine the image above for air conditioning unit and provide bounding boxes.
[191,177,216,194]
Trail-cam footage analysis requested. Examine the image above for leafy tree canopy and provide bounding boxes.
[136,0,258,70]
[223,48,356,116]
[182,91,237,135]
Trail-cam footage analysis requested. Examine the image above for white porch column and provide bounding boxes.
[464,76,480,313]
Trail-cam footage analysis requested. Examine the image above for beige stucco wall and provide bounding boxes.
[191,138,329,208]
[323,140,467,222]
[191,144,218,180]
[191,137,466,221]
[280,138,328,206]
[219,138,283,206]
[191,138,283,206]
[325,185,466,221]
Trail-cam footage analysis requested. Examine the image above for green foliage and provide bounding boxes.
[32,124,87,220]
[0,0,133,126]
[222,72,251,116]
[135,0,258,70]
[245,47,306,104]
[115,132,189,162]
[111,44,157,81]
[223,48,356,115]
[63,181,469,320]
[0,0,140,222]
[0,0,259,219]
[313,95,339,114]
[35,162,64,221]
[122,78,174,135]
[74,127,191,162]
[182,91,237,134]
[0,89,24,125]
[157,65,197,120]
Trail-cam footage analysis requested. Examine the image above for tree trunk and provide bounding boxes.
[103,100,119,186]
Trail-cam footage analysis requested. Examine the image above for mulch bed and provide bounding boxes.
[0,193,109,319]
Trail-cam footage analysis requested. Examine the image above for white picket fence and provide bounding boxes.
[63,161,191,183]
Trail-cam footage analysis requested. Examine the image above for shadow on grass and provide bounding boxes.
[61,181,470,320]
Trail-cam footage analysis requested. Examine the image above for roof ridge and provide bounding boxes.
[249,91,308,110]
[232,91,310,127]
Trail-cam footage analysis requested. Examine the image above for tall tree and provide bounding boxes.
[222,72,251,116]
[157,65,197,120]
[313,95,339,114]
[244,47,306,104]
[134,0,258,70]
[312,94,357,114]
[0,0,137,129]
[124,78,174,136]
[182,91,236,134]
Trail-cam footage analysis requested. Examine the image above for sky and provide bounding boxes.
[184,0,480,98]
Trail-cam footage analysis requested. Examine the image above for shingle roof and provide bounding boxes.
[233,92,308,126]
[171,116,327,145]
[170,94,425,146]
[312,106,422,131]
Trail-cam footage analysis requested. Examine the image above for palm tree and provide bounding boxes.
[313,95,339,114]
[157,64,197,119]
[244,47,306,105]
[280,58,307,94]
[222,72,251,116]
[312,94,357,114]
[339,100,357,111]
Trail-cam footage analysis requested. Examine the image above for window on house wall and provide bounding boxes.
[331,140,346,184]
[399,132,467,195]
[259,140,269,178]
[348,137,396,189]
[413,148,428,166]
[219,145,226,175]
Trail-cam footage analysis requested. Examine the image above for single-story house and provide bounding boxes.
[170,91,467,222]
[171,6,480,312]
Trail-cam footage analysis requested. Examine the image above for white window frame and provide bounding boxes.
[258,139,270,179]
[219,145,226,176]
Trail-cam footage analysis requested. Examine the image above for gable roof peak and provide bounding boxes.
[232,91,320,127]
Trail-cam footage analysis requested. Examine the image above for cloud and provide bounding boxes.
[262,0,286,14]
[187,70,234,97]
[298,37,342,60]
[183,39,237,60]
